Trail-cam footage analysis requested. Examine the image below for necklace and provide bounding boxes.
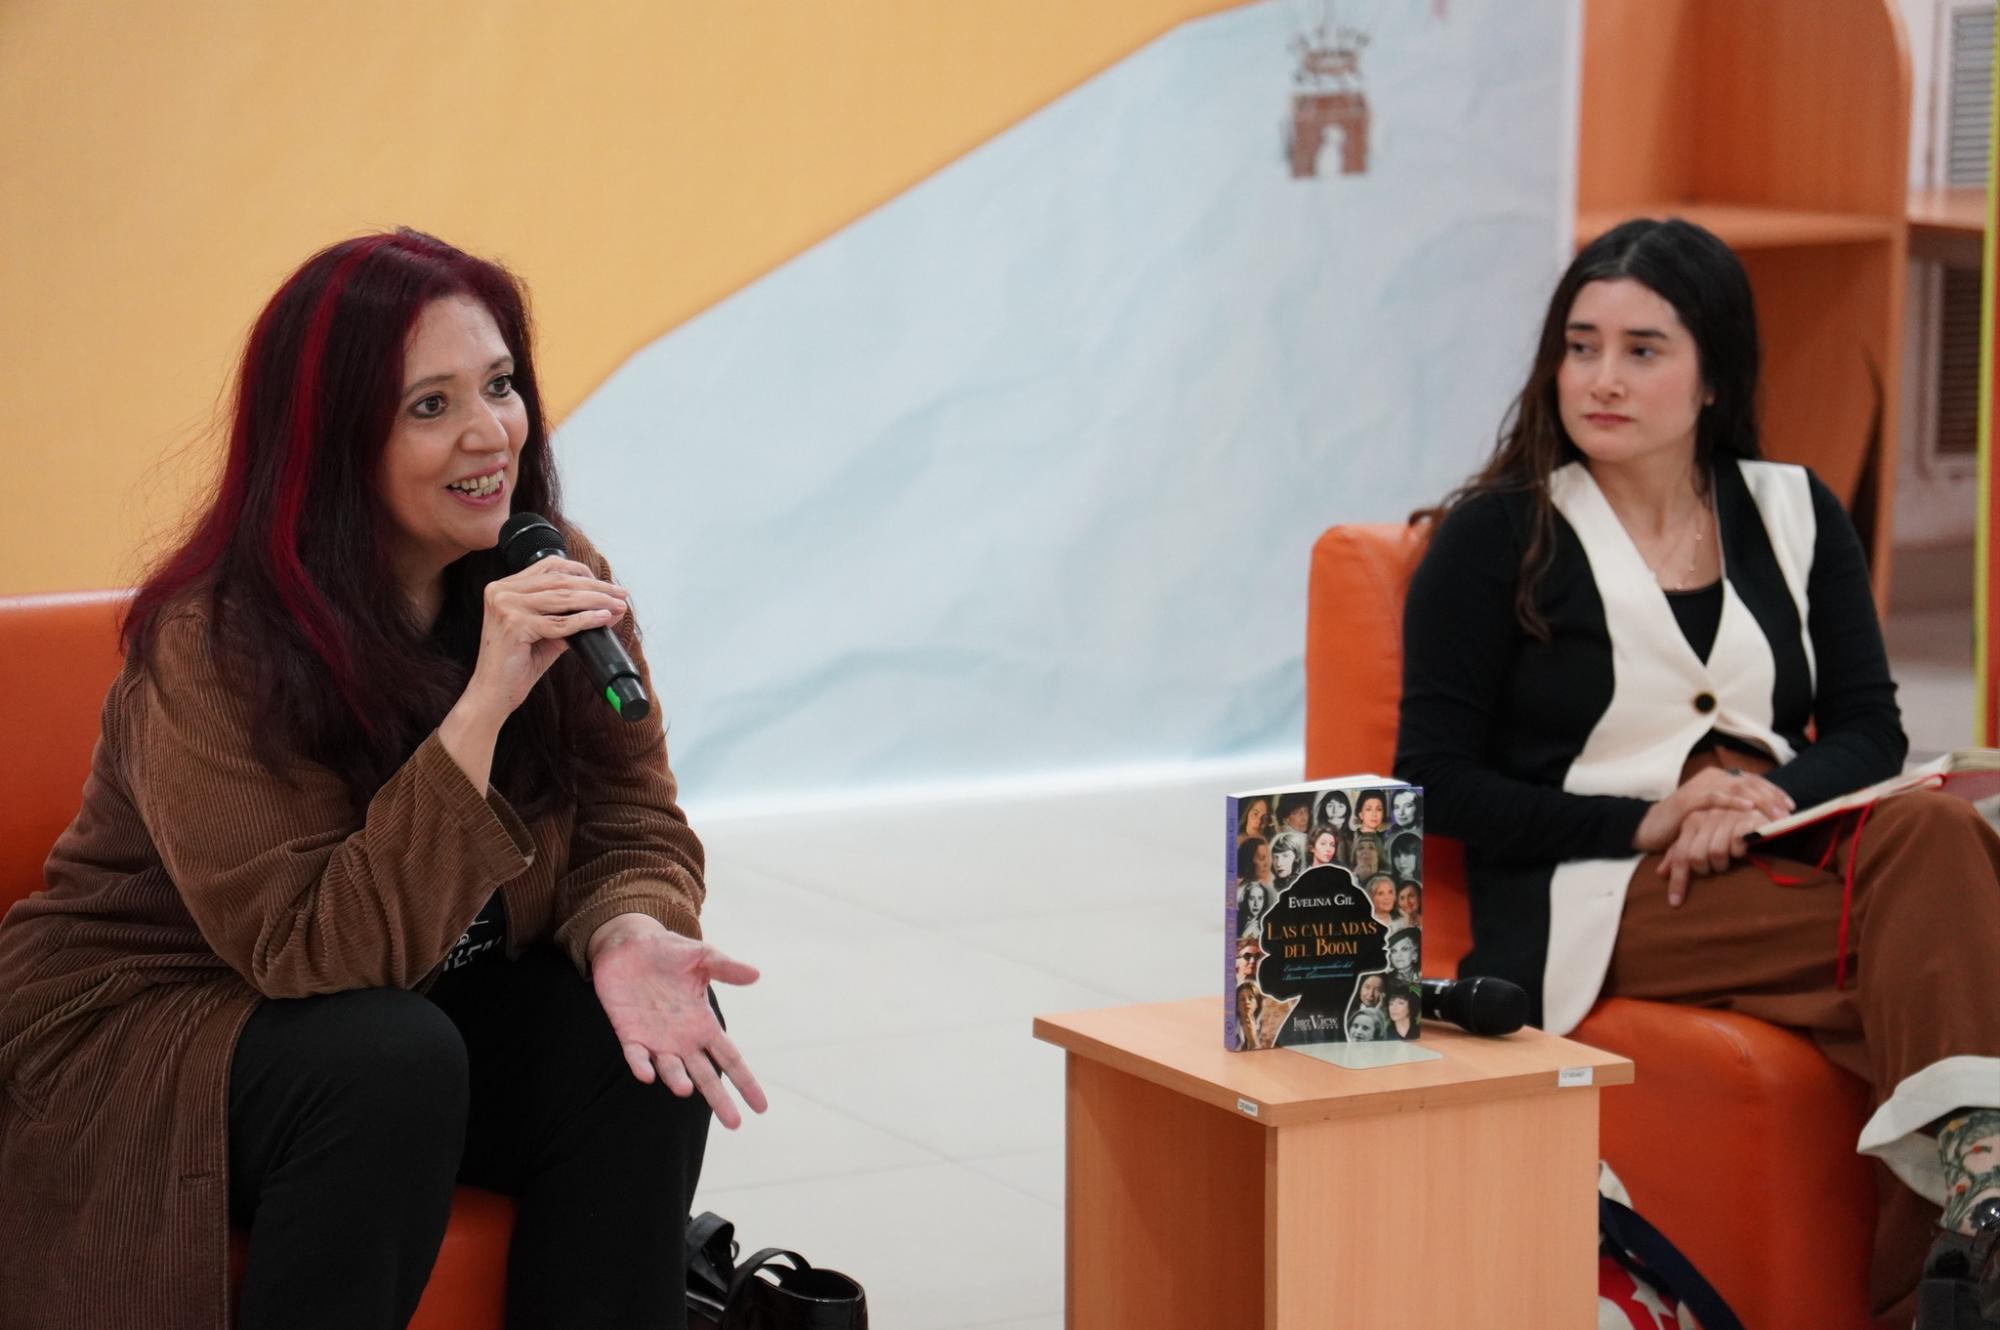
[1643,496,1709,590]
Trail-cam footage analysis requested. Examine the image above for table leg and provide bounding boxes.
[1064,1055,1265,1330]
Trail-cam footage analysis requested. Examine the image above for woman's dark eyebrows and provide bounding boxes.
[400,356,516,397]
[1565,319,1668,340]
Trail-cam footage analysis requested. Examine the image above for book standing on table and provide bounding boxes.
[1227,777,1424,1050]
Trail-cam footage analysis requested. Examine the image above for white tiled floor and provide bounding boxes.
[684,602,1975,1329]
[689,762,1286,1330]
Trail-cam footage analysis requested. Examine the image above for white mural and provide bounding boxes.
[557,0,1577,806]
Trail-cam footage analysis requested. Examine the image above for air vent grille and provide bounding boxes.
[1947,5,1996,187]
[1937,266,1983,457]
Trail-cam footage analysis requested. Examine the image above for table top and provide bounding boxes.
[1034,996,1634,1128]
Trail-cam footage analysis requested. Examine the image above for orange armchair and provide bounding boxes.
[1306,524,1890,1330]
[0,591,512,1330]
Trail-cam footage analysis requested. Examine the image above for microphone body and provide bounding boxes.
[498,513,651,722]
[1417,975,1528,1037]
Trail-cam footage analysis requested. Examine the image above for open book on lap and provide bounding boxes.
[1746,748,2000,843]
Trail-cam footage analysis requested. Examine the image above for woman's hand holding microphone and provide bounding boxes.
[438,556,630,794]
[1632,765,1795,906]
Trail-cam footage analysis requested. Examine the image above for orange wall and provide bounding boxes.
[0,0,1245,594]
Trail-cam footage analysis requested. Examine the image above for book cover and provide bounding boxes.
[1226,777,1424,1050]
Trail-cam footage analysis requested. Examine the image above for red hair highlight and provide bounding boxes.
[268,235,392,733]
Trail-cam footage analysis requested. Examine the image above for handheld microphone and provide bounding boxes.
[499,513,650,722]
[1417,976,1528,1037]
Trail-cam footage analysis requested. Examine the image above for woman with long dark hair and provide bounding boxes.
[1236,837,1275,897]
[1308,824,1342,867]
[0,230,764,1330]
[1317,787,1351,834]
[1389,830,1422,884]
[1238,796,1273,843]
[1394,216,2000,1315]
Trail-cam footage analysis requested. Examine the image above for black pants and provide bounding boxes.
[227,945,713,1330]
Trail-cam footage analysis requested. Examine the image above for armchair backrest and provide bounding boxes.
[1303,523,1471,969]
[0,590,133,914]
[1305,523,1426,776]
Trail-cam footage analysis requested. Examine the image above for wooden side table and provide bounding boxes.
[1033,997,1635,1330]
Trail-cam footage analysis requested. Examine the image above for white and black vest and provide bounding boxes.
[1397,457,1903,1034]
[1539,459,1817,1031]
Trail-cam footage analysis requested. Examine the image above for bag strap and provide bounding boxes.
[722,1247,813,1313]
[689,1212,736,1262]
[1599,1195,1744,1330]
[686,1212,738,1301]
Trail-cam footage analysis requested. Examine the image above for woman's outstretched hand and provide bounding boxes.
[587,915,768,1130]
[1633,765,1792,856]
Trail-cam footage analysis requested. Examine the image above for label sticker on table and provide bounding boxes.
[1236,1097,1260,1117]
[1557,1066,1594,1088]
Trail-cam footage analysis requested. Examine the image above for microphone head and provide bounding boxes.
[499,513,565,573]
[1445,976,1528,1037]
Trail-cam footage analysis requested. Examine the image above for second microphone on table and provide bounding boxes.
[1417,975,1528,1036]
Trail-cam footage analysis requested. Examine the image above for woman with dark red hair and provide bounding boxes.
[0,229,764,1330]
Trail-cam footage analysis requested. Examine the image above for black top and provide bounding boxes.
[433,891,509,984]
[1392,462,1905,1018]
[1665,579,1723,662]
[1667,580,1773,762]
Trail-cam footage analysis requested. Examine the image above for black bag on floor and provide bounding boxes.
[686,1212,868,1330]
[687,1212,738,1330]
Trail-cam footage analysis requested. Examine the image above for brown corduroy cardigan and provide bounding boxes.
[0,535,705,1330]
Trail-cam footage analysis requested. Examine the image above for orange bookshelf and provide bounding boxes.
[1576,204,1897,252]
[1576,0,1911,604]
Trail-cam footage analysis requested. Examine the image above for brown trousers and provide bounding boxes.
[1601,753,2000,1317]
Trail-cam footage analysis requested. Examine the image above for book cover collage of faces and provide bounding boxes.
[1233,786,1424,1046]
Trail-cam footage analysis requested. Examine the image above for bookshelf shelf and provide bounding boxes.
[1577,203,1897,252]
[1908,186,1987,267]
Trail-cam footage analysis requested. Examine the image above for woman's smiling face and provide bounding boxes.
[375,294,528,598]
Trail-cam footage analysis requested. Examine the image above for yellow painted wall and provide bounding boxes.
[0,0,1246,594]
